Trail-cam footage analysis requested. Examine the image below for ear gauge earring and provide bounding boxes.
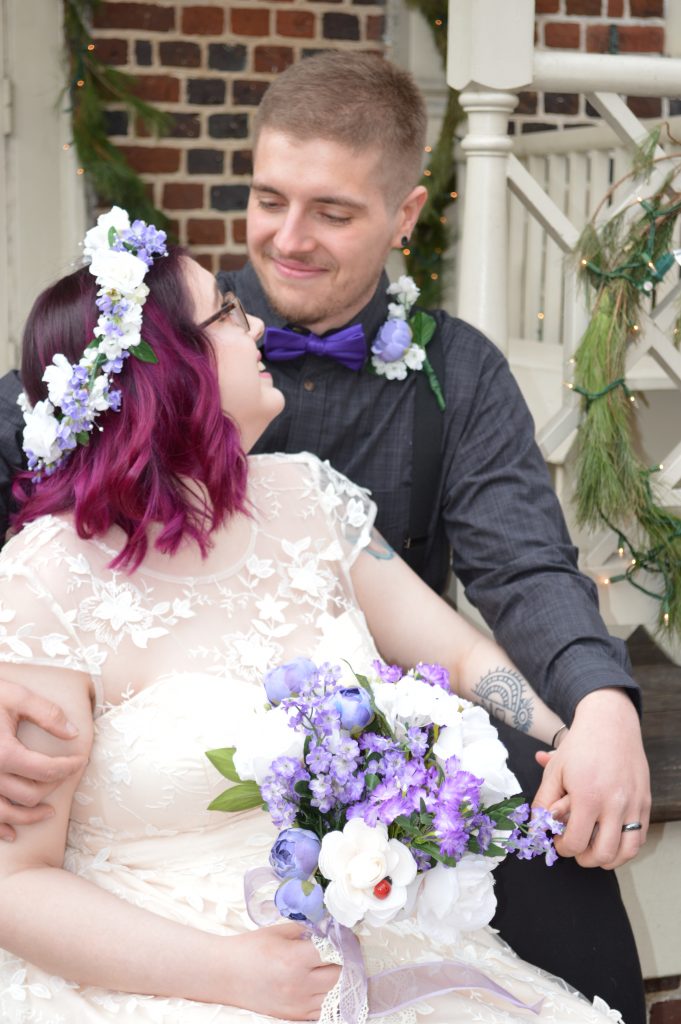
[400,235,409,248]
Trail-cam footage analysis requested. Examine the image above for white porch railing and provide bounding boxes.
[448,0,681,641]
[446,1,681,981]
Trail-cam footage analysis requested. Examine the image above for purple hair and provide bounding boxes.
[14,247,249,571]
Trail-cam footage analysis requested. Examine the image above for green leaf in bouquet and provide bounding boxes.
[205,746,241,781]
[294,779,313,799]
[483,842,508,858]
[365,773,380,792]
[208,782,262,812]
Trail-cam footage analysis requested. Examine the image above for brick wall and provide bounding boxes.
[90,0,387,274]
[513,0,673,133]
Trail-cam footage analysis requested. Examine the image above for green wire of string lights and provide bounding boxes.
[63,0,171,229]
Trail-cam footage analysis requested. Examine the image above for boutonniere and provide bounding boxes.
[370,276,445,411]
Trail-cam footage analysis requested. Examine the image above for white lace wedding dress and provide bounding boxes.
[0,453,621,1024]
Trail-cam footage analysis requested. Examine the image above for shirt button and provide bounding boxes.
[303,379,316,392]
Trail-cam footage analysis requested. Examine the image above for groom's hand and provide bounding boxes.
[0,679,86,841]
[532,687,651,869]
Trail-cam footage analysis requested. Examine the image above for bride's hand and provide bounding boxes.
[221,922,341,1020]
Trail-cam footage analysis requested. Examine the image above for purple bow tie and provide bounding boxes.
[263,324,366,371]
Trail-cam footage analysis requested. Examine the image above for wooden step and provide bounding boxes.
[626,627,681,823]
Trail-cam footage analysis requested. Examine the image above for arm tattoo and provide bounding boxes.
[365,530,395,561]
[473,667,534,733]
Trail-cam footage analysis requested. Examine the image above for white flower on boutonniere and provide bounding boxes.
[370,276,445,409]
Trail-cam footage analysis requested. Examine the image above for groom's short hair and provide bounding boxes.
[253,52,427,206]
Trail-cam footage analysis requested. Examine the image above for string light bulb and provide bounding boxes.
[62,143,70,151]
[664,611,670,626]
[402,247,411,256]
[424,145,432,153]
[76,79,85,88]
[537,312,545,321]
[87,43,95,51]
[76,167,85,175]
[450,191,458,199]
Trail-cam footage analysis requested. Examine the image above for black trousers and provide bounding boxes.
[490,723,646,1024]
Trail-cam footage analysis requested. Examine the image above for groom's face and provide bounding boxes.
[246,129,407,334]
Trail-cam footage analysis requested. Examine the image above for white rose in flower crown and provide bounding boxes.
[83,206,130,258]
[22,400,61,462]
[89,249,148,296]
[319,818,417,928]
[42,354,74,407]
[232,705,305,786]
[88,375,112,414]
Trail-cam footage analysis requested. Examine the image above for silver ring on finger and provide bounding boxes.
[621,821,643,832]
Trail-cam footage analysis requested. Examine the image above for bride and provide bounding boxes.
[0,209,619,1023]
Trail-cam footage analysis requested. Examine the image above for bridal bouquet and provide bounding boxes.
[206,658,563,942]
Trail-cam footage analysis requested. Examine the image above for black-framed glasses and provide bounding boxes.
[199,291,250,332]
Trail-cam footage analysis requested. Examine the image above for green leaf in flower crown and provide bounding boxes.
[75,431,90,445]
[205,746,241,782]
[131,339,159,363]
[208,781,262,813]
[107,226,118,248]
[409,311,436,349]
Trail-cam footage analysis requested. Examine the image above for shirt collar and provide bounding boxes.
[226,263,391,345]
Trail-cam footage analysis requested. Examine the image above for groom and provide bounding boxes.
[218,53,649,1021]
[0,52,648,1022]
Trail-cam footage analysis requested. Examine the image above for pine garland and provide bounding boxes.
[573,131,681,634]
[63,0,171,229]
[402,0,463,306]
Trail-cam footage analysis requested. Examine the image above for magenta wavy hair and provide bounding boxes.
[13,247,249,571]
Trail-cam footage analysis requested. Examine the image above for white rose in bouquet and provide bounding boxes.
[233,705,305,786]
[409,856,497,944]
[319,818,417,928]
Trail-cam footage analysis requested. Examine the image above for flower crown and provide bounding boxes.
[19,206,168,478]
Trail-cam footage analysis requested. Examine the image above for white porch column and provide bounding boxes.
[456,90,517,351]
[447,0,534,352]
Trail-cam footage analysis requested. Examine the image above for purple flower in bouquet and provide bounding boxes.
[372,660,404,684]
[264,656,318,705]
[372,319,412,363]
[414,662,451,692]
[270,827,321,880]
[275,877,326,923]
[507,806,564,865]
[333,686,374,733]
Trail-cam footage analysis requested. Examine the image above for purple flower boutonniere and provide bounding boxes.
[371,276,445,411]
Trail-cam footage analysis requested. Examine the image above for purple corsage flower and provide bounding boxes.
[270,827,321,880]
[371,319,412,363]
[274,877,326,923]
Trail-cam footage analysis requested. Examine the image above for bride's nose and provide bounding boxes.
[247,314,265,349]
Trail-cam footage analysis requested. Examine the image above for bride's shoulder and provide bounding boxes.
[0,513,88,573]
[248,450,324,492]
[246,450,372,512]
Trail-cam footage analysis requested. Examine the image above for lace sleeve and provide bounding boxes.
[312,456,377,567]
[0,523,102,702]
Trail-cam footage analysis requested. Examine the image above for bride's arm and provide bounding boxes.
[0,662,338,1019]
[350,530,565,746]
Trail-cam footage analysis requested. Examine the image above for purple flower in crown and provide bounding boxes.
[371,318,412,363]
[264,656,318,705]
[270,827,321,880]
[274,877,326,924]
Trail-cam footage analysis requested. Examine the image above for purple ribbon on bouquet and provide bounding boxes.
[263,324,367,371]
[244,867,543,1022]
